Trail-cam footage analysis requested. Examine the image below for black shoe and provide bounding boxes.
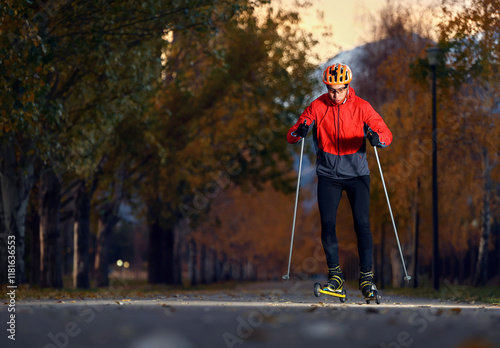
[359,271,378,298]
[326,266,344,292]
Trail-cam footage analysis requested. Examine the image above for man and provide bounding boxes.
[287,63,392,300]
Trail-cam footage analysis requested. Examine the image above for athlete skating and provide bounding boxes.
[287,63,392,304]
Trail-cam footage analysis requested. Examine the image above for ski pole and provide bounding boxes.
[373,146,412,283]
[283,123,306,281]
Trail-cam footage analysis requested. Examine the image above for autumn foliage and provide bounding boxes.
[0,0,499,289]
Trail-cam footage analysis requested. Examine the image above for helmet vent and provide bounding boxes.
[322,63,352,85]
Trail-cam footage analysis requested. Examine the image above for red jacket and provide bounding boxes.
[287,87,392,179]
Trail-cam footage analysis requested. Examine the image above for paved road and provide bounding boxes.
[2,281,500,348]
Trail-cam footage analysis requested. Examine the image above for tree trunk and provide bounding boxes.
[60,181,78,277]
[227,255,233,281]
[189,240,198,286]
[173,226,183,285]
[390,246,403,288]
[27,193,40,285]
[0,142,35,284]
[380,224,386,289]
[200,244,207,284]
[212,249,219,283]
[470,237,477,282]
[473,148,493,286]
[95,167,124,287]
[60,213,75,276]
[0,183,4,284]
[39,168,63,288]
[146,199,179,285]
[497,220,500,279]
[94,219,112,287]
[240,260,245,281]
[73,180,91,288]
[164,227,175,284]
[413,178,420,288]
[148,210,164,284]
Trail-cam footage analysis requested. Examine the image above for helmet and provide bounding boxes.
[322,63,353,85]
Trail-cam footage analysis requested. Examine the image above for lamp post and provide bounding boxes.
[426,47,440,291]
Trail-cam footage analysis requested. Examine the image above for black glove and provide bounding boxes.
[294,122,309,138]
[367,129,380,147]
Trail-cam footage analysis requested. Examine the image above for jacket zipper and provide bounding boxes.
[336,104,340,177]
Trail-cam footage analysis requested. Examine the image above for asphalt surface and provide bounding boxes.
[2,281,500,348]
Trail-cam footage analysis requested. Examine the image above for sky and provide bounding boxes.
[270,0,440,63]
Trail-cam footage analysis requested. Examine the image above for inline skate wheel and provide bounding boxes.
[313,282,321,297]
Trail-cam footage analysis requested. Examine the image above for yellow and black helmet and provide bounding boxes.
[322,63,353,85]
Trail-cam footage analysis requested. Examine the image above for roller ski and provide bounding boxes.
[359,271,381,304]
[313,266,347,303]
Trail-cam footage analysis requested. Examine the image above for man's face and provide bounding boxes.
[327,85,349,104]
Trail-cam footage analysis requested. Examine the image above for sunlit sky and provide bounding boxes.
[269,0,441,63]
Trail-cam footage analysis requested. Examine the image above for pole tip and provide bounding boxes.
[282,275,289,280]
[404,276,412,282]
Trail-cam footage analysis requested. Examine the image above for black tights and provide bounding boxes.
[317,175,373,272]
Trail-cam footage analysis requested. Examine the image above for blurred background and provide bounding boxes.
[0,0,498,291]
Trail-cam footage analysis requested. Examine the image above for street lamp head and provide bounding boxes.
[426,47,441,67]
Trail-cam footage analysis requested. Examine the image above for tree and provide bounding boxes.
[1,0,268,287]
[38,167,63,288]
[139,5,318,284]
[356,2,435,286]
[438,0,500,285]
[0,0,51,284]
